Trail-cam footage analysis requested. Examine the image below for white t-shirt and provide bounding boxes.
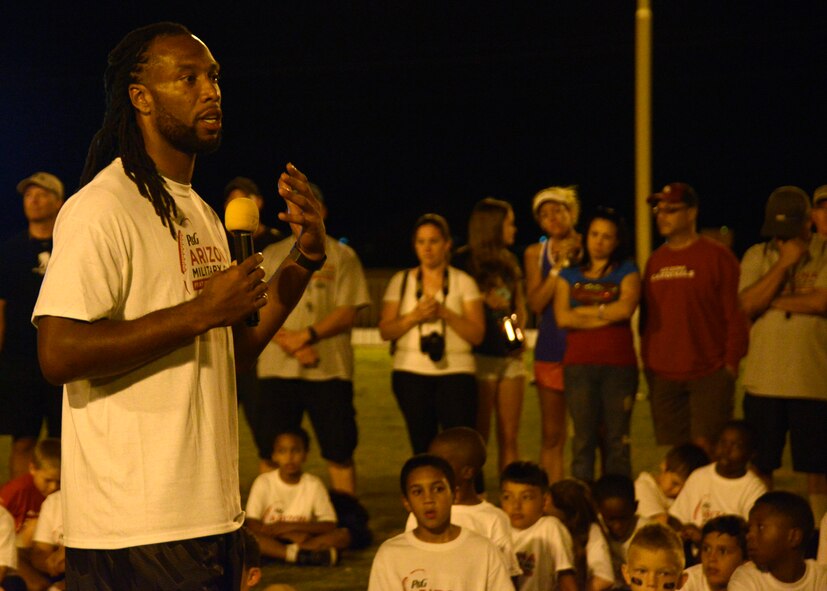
[586,522,615,584]
[682,564,711,591]
[245,470,336,524]
[728,560,827,590]
[818,512,826,565]
[32,490,62,547]
[0,506,16,569]
[33,159,241,549]
[258,236,370,381]
[511,515,575,591]
[368,528,512,591]
[635,471,672,518]
[405,500,521,576]
[383,267,481,375]
[669,464,767,527]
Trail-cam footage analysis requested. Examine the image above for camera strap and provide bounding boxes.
[416,266,449,338]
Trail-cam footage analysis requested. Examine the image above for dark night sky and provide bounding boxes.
[2,2,826,266]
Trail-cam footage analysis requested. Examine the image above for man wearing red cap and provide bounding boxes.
[0,172,64,480]
[640,182,748,457]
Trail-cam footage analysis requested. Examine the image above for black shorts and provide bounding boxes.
[743,393,827,474]
[0,356,62,439]
[255,378,357,464]
[65,529,244,591]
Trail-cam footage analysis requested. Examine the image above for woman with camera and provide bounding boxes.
[379,214,485,454]
[553,206,640,482]
[453,198,526,472]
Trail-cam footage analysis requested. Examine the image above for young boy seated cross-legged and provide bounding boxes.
[500,461,577,591]
[404,426,522,578]
[244,428,349,567]
[368,454,513,590]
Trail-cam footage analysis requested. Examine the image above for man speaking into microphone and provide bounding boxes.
[32,22,325,589]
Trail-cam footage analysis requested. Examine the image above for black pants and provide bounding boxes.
[391,371,477,454]
[65,529,244,591]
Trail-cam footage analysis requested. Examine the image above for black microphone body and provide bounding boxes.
[230,230,259,327]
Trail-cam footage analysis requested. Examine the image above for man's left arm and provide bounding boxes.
[770,287,827,315]
[232,163,326,370]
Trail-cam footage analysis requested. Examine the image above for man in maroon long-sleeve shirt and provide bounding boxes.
[640,183,749,456]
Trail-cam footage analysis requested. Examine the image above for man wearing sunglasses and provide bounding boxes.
[640,182,749,459]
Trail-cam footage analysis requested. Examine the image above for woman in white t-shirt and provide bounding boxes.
[379,214,485,454]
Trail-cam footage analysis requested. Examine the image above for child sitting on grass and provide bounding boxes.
[245,428,349,567]
[729,491,827,590]
[404,426,522,578]
[682,514,747,591]
[368,454,512,590]
[549,478,614,591]
[669,421,766,546]
[593,473,654,587]
[500,461,576,591]
[622,522,687,591]
[635,443,709,523]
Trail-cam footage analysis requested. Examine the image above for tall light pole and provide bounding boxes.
[635,0,653,271]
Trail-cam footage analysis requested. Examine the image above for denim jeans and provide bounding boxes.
[564,364,638,482]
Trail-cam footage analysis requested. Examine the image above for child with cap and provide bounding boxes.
[635,443,709,523]
[500,461,577,591]
[368,454,512,590]
[729,491,827,590]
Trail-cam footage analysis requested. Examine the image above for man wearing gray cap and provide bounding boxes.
[739,186,827,523]
[0,172,64,479]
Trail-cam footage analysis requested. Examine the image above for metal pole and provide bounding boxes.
[635,0,653,271]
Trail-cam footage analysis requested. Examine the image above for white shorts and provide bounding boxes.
[475,353,527,382]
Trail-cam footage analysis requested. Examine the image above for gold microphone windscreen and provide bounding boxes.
[224,197,259,232]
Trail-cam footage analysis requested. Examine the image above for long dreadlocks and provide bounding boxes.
[80,22,192,239]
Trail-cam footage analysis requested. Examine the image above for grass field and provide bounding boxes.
[0,345,806,590]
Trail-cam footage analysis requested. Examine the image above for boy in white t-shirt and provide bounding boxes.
[30,490,64,588]
[500,461,576,591]
[593,474,654,587]
[729,491,827,590]
[403,426,522,578]
[622,523,687,591]
[669,421,767,547]
[635,443,709,523]
[245,428,348,566]
[682,514,748,591]
[368,454,513,590]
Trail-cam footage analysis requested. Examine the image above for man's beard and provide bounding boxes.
[155,102,221,155]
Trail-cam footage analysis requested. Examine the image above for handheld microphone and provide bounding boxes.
[224,198,261,327]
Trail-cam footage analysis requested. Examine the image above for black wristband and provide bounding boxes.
[307,325,319,344]
[288,242,326,272]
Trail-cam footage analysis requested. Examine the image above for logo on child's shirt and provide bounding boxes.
[516,551,536,578]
